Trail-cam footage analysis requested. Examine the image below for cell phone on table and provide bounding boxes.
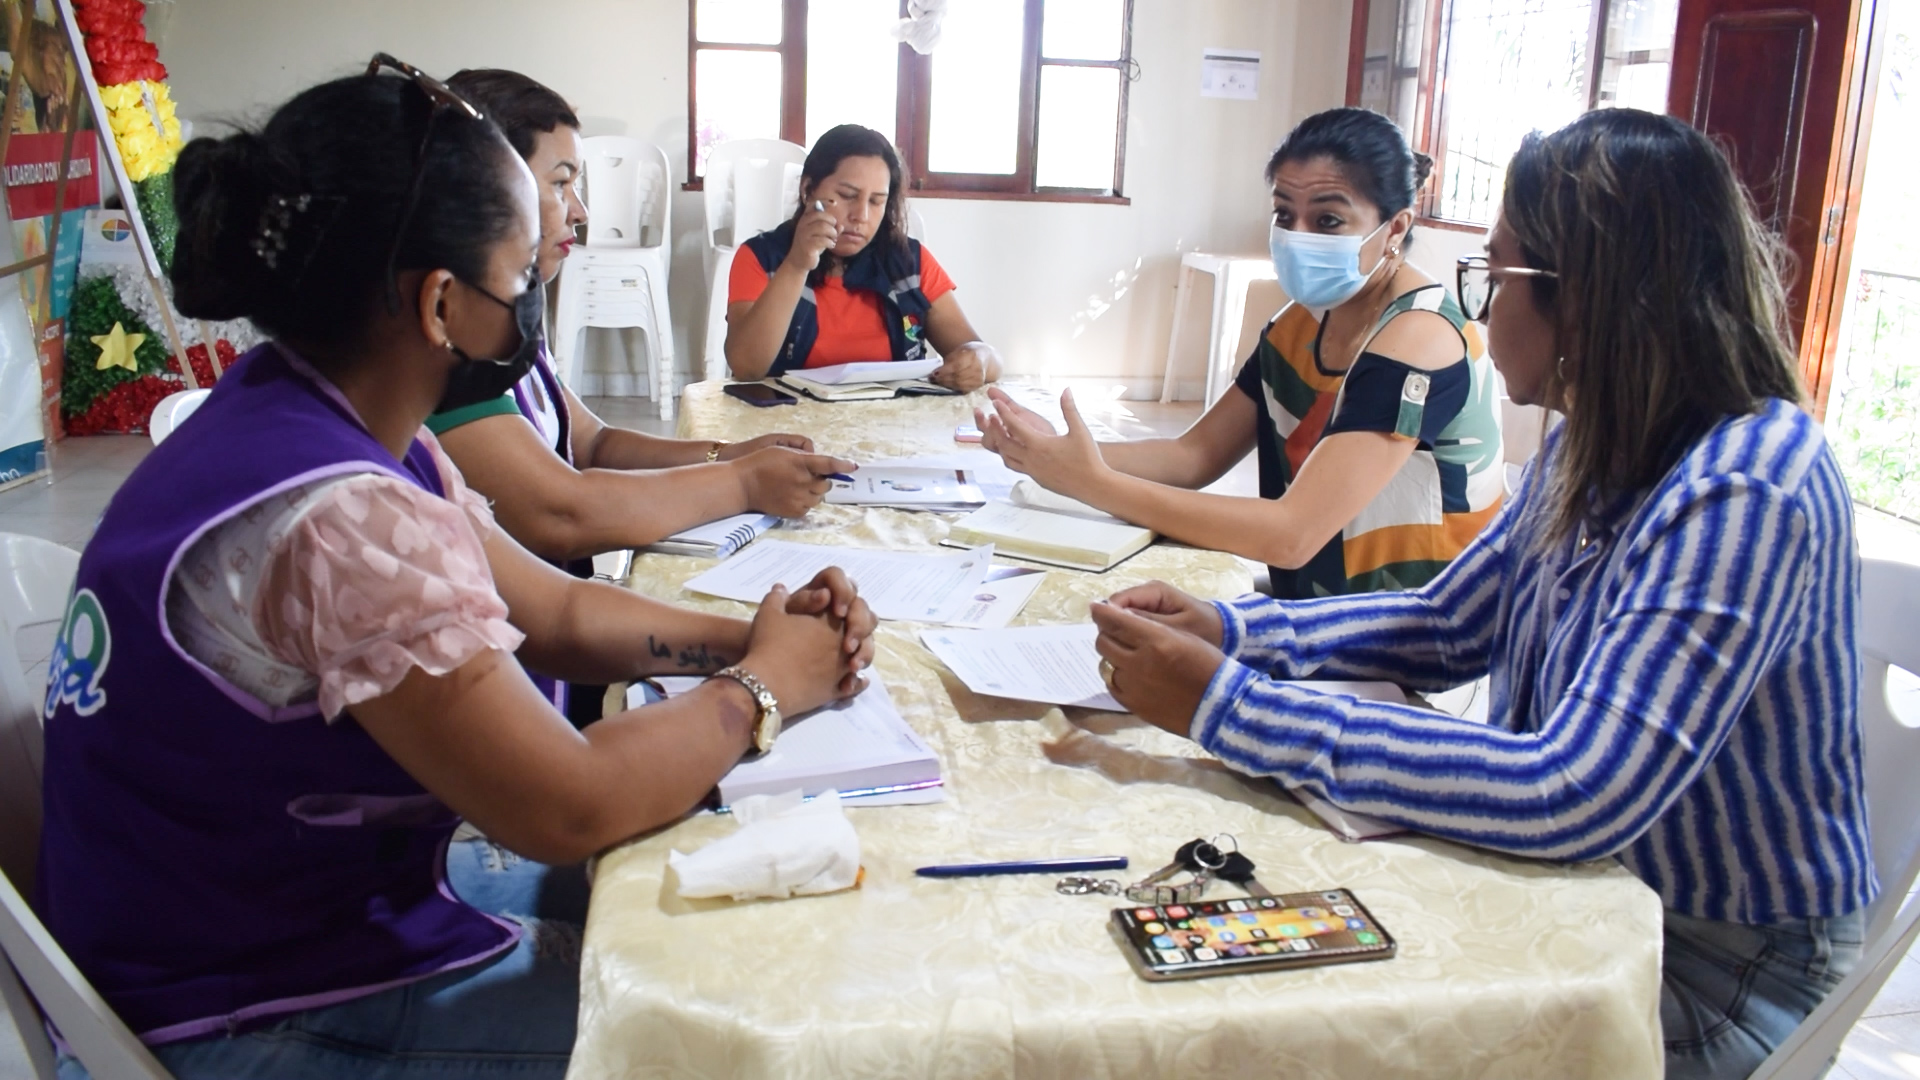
[1110,888,1395,981]
[724,382,799,408]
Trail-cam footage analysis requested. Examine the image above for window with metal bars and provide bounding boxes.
[688,0,1135,202]
[1349,0,1679,228]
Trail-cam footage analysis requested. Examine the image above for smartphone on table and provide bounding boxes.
[724,382,799,408]
[1111,888,1395,981]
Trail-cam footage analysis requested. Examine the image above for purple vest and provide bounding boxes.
[509,348,594,712]
[35,345,517,1044]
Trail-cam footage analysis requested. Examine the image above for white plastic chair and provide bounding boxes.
[1751,555,1920,1079]
[553,138,676,419]
[146,390,209,446]
[700,138,806,381]
[0,534,171,1079]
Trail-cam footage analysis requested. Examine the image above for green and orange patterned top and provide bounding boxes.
[1232,284,1504,599]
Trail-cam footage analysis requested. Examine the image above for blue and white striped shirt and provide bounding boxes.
[1194,399,1875,923]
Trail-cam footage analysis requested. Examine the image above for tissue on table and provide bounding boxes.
[668,789,862,900]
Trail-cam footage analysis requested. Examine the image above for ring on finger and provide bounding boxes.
[1098,658,1117,691]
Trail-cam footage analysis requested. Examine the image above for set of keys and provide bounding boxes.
[1057,835,1273,904]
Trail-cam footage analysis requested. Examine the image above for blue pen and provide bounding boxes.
[916,856,1129,878]
[823,472,857,483]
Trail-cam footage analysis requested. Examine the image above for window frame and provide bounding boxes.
[687,0,1134,204]
[1347,0,1633,233]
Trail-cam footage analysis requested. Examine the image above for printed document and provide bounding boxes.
[684,539,994,623]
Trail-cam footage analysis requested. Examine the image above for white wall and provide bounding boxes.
[158,0,1352,398]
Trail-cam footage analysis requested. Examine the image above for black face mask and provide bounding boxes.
[435,275,545,413]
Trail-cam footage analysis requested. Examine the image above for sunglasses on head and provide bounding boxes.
[366,53,485,310]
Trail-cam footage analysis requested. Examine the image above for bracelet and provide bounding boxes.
[705,441,728,462]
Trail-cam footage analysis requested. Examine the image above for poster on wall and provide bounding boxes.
[1,0,103,454]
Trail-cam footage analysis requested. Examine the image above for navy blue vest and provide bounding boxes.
[742,219,932,375]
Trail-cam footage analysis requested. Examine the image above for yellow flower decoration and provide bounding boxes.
[99,80,185,183]
[92,322,146,373]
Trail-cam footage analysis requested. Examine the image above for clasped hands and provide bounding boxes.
[741,567,878,718]
[1091,581,1228,740]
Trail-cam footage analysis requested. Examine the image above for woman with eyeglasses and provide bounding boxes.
[1090,108,1870,1080]
[424,70,853,728]
[35,61,875,1079]
[977,107,1504,598]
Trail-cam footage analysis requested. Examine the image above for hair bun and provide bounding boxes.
[170,131,290,320]
[1411,151,1435,188]
[1405,151,1436,187]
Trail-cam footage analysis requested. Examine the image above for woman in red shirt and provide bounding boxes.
[724,125,1002,391]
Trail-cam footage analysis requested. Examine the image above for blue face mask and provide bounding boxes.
[1269,220,1390,318]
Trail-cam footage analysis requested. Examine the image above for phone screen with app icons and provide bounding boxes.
[1111,888,1396,981]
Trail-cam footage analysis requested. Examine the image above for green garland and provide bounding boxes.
[133,172,178,272]
[62,275,172,417]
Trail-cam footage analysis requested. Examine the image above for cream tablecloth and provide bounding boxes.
[571,382,1664,1080]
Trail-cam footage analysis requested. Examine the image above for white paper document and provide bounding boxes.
[793,358,942,385]
[632,677,944,808]
[921,623,1123,711]
[943,565,1047,629]
[825,467,986,510]
[1201,48,1261,99]
[866,451,1023,502]
[683,539,994,623]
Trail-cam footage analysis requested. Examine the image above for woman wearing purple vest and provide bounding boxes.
[37,58,875,1080]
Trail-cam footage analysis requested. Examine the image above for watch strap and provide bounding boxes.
[713,665,781,753]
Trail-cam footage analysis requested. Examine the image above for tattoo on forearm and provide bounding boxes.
[643,635,730,671]
[677,643,719,669]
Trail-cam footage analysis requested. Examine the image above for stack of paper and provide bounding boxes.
[918,628,1411,840]
[775,359,957,401]
[644,512,781,559]
[632,677,943,808]
[682,539,996,623]
[826,467,986,512]
[921,624,1123,711]
[943,501,1155,573]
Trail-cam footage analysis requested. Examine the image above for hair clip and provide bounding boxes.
[252,193,314,270]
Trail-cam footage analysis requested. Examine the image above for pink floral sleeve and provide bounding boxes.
[255,432,524,719]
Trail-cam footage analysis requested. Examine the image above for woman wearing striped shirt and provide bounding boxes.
[978,108,1503,598]
[1090,108,1871,1080]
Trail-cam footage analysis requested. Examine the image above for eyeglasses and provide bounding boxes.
[1455,254,1557,322]
[366,53,484,310]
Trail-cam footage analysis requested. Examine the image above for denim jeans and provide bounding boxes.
[57,839,590,1080]
[1663,907,1865,1080]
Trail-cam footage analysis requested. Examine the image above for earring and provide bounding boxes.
[1556,356,1568,380]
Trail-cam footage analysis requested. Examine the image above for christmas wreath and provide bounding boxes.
[61,274,226,435]
[71,0,182,267]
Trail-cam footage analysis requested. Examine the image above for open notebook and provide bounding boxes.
[632,676,943,808]
[773,359,958,402]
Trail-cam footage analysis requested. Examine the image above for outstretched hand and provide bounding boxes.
[974,386,1108,499]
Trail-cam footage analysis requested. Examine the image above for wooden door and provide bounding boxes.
[1668,0,1877,408]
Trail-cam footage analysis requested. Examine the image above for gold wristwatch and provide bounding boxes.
[713,665,782,753]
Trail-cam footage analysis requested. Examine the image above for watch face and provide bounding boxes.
[753,708,781,753]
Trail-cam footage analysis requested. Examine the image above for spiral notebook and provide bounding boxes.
[644,512,780,559]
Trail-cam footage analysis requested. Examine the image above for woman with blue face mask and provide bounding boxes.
[978,107,1503,598]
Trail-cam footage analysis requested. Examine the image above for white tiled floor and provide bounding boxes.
[1,395,1917,1078]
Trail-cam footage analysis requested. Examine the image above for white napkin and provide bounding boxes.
[669,790,862,900]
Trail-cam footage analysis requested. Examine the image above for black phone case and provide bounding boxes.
[1111,888,1396,981]
[723,383,798,407]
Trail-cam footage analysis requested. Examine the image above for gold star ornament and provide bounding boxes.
[92,322,147,373]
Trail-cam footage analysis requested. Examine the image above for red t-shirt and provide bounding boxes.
[728,244,956,368]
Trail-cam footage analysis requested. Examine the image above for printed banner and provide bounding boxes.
[3,130,100,220]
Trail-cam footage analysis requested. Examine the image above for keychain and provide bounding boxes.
[1056,835,1250,904]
